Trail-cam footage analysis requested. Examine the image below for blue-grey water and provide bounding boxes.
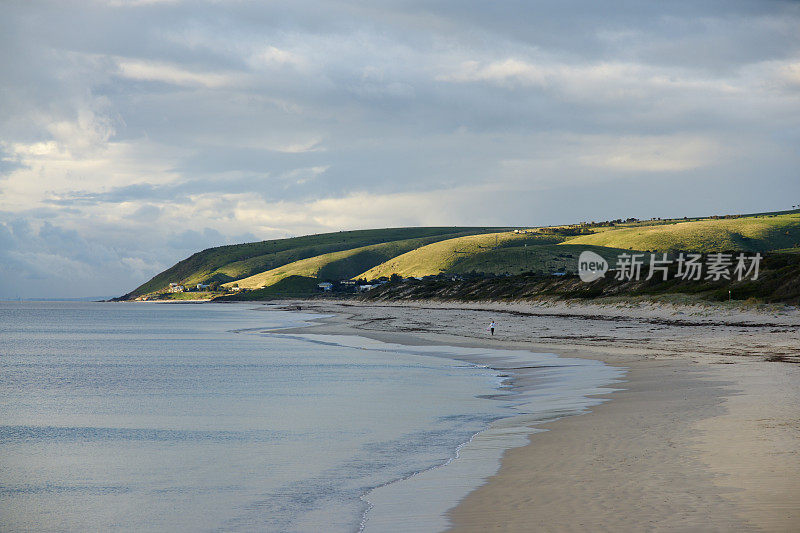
[0,301,624,532]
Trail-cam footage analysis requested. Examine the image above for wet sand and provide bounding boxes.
[272,298,800,532]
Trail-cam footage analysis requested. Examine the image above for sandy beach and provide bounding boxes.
[273,298,800,532]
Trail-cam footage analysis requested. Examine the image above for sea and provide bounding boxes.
[0,301,625,532]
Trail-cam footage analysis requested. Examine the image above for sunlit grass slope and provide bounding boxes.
[563,213,800,252]
[122,210,800,300]
[226,236,465,289]
[446,244,633,276]
[125,227,505,297]
[356,231,541,279]
[221,275,322,300]
[355,212,800,280]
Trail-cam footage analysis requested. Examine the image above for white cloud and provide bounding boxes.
[0,136,186,212]
[751,58,800,91]
[577,135,724,172]
[248,46,306,69]
[220,187,499,234]
[437,58,549,86]
[436,54,749,101]
[275,138,324,154]
[115,58,237,88]
[46,107,116,154]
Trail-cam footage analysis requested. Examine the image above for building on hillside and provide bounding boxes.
[318,282,333,291]
[169,283,185,293]
[357,284,376,292]
[196,283,210,290]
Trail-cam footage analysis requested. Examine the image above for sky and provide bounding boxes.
[1,0,799,298]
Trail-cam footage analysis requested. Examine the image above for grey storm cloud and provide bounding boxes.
[1,0,799,297]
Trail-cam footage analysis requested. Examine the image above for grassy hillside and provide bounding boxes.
[362,252,800,305]
[123,227,506,298]
[219,275,322,300]
[446,243,634,276]
[225,235,468,289]
[354,212,800,281]
[563,213,800,252]
[356,231,536,279]
[120,209,800,301]
[356,231,636,278]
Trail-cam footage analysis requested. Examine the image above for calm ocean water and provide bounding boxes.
[0,301,624,532]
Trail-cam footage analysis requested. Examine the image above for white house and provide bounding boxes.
[357,284,376,292]
[196,283,210,290]
[318,282,333,291]
[169,283,185,293]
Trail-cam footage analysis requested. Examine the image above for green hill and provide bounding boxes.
[356,231,534,279]
[562,213,800,252]
[226,235,476,290]
[122,227,507,298]
[120,210,800,300]
[356,231,637,279]
[356,213,800,280]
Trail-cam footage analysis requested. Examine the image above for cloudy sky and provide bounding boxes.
[1,0,799,298]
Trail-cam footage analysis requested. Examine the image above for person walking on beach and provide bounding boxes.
[488,320,495,336]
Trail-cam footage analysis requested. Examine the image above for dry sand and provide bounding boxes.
[270,298,799,532]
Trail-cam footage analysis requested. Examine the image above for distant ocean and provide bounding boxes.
[0,301,624,532]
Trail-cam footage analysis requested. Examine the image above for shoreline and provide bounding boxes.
[273,322,626,532]
[269,299,800,531]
